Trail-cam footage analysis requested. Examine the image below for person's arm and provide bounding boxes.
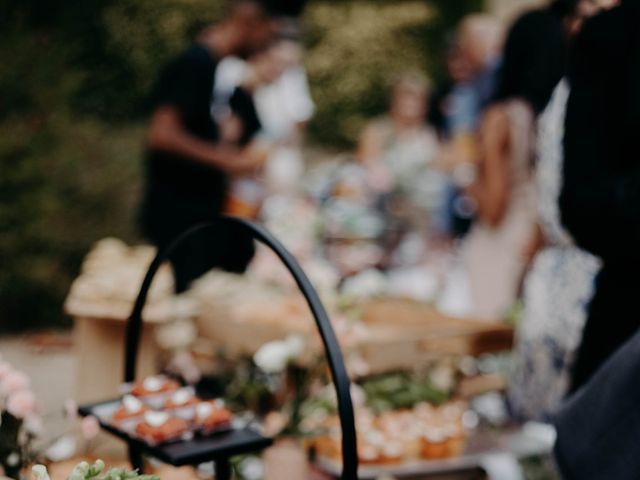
[147,105,267,175]
[466,106,510,227]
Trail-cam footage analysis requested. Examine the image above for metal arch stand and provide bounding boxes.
[124,216,359,480]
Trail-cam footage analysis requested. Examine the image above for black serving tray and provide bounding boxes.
[78,399,272,466]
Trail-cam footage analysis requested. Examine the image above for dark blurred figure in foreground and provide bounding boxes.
[561,0,636,394]
[139,1,277,292]
[553,1,640,478]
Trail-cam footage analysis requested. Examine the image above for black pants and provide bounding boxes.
[570,263,640,393]
[139,187,255,293]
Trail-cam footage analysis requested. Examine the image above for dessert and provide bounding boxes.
[135,411,189,444]
[314,401,470,465]
[130,375,180,397]
[420,429,448,460]
[164,388,199,410]
[112,395,149,422]
[194,400,232,432]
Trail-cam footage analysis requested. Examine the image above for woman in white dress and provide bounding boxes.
[507,80,601,421]
[462,8,567,320]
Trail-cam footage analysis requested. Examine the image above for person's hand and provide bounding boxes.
[225,140,271,175]
[219,114,243,144]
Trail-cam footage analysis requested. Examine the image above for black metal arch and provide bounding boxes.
[124,216,359,479]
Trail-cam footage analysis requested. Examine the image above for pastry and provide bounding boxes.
[164,388,199,409]
[135,411,189,444]
[194,400,232,431]
[112,395,149,422]
[131,375,180,397]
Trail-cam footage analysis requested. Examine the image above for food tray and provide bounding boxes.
[315,423,555,479]
[78,399,272,465]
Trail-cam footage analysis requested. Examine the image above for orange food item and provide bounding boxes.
[131,376,180,397]
[445,435,466,457]
[164,388,199,410]
[421,432,449,460]
[135,413,189,443]
[112,395,149,422]
[194,401,232,431]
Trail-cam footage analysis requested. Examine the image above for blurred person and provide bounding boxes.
[508,0,615,422]
[357,73,445,241]
[553,7,640,474]
[248,27,315,192]
[358,72,439,194]
[215,28,315,216]
[461,7,567,320]
[429,15,503,238]
[558,0,637,394]
[139,0,277,293]
[456,14,504,114]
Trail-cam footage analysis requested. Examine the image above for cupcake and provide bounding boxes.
[379,442,403,464]
[358,444,382,464]
[421,429,448,460]
[135,411,189,444]
[112,395,149,422]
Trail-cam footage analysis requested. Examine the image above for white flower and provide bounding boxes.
[253,335,305,374]
[45,434,77,462]
[237,457,263,480]
[253,341,291,374]
[31,465,50,480]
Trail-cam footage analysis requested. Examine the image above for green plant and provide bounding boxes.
[32,460,159,480]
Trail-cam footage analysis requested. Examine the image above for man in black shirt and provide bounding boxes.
[140,1,276,292]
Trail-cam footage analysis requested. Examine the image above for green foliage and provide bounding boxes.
[304,1,433,147]
[304,0,484,147]
[360,372,449,413]
[0,0,220,331]
[72,0,227,120]
[58,459,159,480]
